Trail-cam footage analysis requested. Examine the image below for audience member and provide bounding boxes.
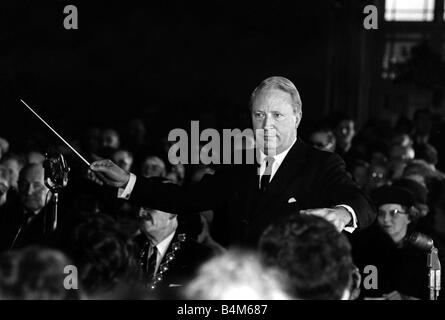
[112,149,134,172]
[0,246,76,300]
[308,126,336,153]
[0,137,10,161]
[140,155,166,178]
[0,164,53,251]
[349,159,369,189]
[350,185,430,299]
[259,214,360,300]
[1,154,26,191]
[58,213,140,298]
[134,189,214,296]
[27,151,45,164]
[184,249,291,300]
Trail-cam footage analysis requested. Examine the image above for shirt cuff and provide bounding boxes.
[117,173,137,199]
[336,204,358,233]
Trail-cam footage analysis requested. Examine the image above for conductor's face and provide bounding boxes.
[251,88,299,155]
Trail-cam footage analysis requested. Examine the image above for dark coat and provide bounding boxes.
[0,193,50,252]
[350,223,430,300]
[134,230,214,298]
[130,139,376,247]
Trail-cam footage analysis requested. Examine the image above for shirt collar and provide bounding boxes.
[259,137,297,166]
[156,231,176,259]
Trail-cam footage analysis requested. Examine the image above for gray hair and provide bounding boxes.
[184,249,291,300]
[250,76,302,114]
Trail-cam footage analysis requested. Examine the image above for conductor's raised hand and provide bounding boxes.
[89,159,130,188]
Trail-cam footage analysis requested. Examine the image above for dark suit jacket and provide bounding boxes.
[0,204,48,252]
[0,192,54,252]
[130,139,376,247]
[135,230,214,298]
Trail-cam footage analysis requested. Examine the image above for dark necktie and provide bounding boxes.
[143,244,158,279]
[260,156,275,191]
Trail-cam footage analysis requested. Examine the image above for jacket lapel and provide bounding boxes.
[267,139,308,196]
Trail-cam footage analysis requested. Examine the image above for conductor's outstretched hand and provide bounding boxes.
[89,159,130,188]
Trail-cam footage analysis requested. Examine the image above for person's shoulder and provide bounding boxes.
[182,238,215,258]
[349,223,381,244]
[174,239,213,270]
[210,162,257,181]
[302,144,346,168]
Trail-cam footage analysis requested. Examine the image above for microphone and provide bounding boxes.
[407,232,434,251]
[408,232,441,300]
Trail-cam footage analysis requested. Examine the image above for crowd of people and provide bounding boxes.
[1,77,445,300]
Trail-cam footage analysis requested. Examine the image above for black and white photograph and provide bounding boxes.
[0,0,445,305]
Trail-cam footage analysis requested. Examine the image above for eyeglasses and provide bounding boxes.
[378,209,406,218]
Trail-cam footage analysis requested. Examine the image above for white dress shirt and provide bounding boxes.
[258,138,297,186]
[152,231,176,275]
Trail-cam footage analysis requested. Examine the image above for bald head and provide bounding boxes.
[18,164,50,213]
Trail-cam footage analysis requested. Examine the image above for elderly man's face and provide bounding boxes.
[141,157,166,178]
[27,151,45,164]
[138,207,177,242]
[251,89,299,155]
[18,165,50,213]
[113,150,133,172]
[310,131,336,153]
[102,130,120,149]
[2,158,21,189]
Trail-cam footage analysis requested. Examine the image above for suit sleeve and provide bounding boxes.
[319,153,376,230]
[129,168,229,215]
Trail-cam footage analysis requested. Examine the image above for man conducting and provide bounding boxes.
[90,76,376,247]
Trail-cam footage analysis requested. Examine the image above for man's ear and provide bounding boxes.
[295,111,302,128]
[169,213,178,220]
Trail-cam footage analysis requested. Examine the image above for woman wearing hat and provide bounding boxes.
[349,184,430,299]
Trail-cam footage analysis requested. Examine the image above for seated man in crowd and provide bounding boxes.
[0,154,26,191]
[402,159,445,188]
[308,126,336,153]
[140,155,167,178]
[112,149,134,173]
[349,159,370,190]
[349,184,430,299]
[259,214,360,300]
[0,163,53,251]
[134,186,214,297]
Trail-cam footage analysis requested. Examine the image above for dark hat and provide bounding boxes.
[371,185,415,208]
[392,178,428,204]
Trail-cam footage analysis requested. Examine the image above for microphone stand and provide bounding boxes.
[427,246,441,300]
[43,152,70,234]
[45,192,59,234]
